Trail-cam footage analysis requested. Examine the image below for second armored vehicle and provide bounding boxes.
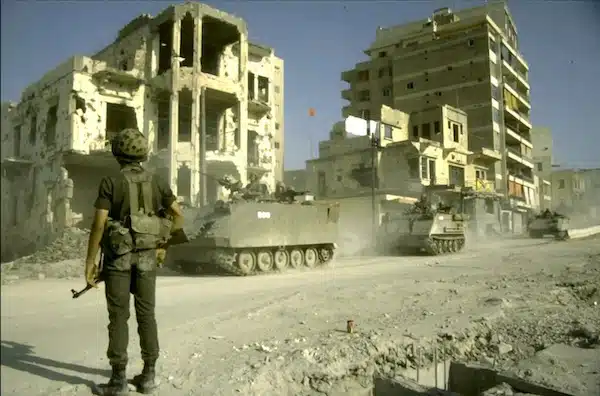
[527,209,569,240]
[378,202,468,255]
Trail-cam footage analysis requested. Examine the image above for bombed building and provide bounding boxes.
[0,3,285,261]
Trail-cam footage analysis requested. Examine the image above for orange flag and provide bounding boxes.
[308,108,316,117]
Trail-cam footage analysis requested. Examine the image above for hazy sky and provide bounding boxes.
[2,0,599,171]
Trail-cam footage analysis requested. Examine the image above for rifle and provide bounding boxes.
[71,253,104,299]
[277,189,308,203]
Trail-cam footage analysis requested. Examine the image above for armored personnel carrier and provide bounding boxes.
[378,202,467,255]
[527,209,569,240]
[169,178,339,276]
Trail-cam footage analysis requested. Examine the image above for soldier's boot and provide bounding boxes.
[95,366,129,396]
[132,363,158,394]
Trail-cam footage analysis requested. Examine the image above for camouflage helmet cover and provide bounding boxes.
[111,128,149,161]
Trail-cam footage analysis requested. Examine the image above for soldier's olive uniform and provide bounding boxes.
[95,128,176,395]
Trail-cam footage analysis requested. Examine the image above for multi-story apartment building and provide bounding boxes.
[340,1,535,216]
[531,126,553,210]
[0,3,284,261]
[305,104,502,250]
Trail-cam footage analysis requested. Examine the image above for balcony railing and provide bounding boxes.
[506,146,532,160]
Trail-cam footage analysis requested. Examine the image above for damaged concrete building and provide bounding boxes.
[0,3,284,262]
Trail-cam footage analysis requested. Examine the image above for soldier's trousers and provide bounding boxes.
[104,257,159,368]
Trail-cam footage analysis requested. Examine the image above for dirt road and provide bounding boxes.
[2,237,599,396]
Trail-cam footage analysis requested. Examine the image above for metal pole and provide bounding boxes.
[368,119,377,250]
[199,87,207,207]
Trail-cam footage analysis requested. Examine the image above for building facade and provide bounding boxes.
[305,104,503,249]
[531,126,553,210]
[0,3,284,261]
[551,168,600,222]
[340,1,535,215]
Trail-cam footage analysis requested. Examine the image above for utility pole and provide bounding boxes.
[368,118,380,250]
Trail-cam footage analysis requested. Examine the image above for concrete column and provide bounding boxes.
[238,32,249,182]
[169,91,179,196]
[190,91,200,206]
[171,19,182,92]
[194,17,203,73]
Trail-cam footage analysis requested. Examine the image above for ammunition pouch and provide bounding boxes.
[103,219,134,256]
[128,212,172,251]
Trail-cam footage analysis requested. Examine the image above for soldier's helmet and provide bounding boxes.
[249,173,258,182]
[111,128,149,162]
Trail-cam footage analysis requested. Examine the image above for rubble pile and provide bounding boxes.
[1,228,90,282]
[237,253,600,396]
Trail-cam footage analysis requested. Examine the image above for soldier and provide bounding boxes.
[274,181,287,201]
[244,173,269,198]
[84,128,184,396]
[414,194,429,213]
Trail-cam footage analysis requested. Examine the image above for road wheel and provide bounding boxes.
[256,250,274,272]
[304,248,318,268]
[274,250,290,271]
[319,247,334,264]
[289,249,304,269]
[237,250,256,275]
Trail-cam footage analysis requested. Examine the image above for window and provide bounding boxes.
[492,108,500,123]
[318,171,327,197]
[382,86,392,97]
[274,142,280,149]
[558,179,565,189]
[434,121,441,134]
[412,125,419,138]
[491,85,500,100]
[357,70,369,81]
[358,90,370,102]
[407,82,414,89]
[383,124,393,140]
[434,91,442,97]
[275,122,280,130]
[408,157,419,179]
[537,163,543,171]
[422,123,431,139]
[274,85,281,94]
[378,68,386,78]
[379,51,387,58]
[468,39,475,47]
[452,124,460,142]
[449,165,465,186]
[489,37,497,53]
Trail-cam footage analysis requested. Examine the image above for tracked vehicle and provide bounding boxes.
[527,210,569,240]
[378,204,467,255]
[169,179,339,276]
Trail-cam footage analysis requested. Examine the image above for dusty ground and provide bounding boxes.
[1,236,599,396]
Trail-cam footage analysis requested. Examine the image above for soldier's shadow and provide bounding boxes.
[1,340,109,391]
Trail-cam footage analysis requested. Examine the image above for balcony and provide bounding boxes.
[341,89,352,101]
[465,178,496,193]
[505,126,532,147]
[506,147,534,169]
[503,106,532,130]
[247,93,271,117]
[502,78,530,110]
[341,69,355,83]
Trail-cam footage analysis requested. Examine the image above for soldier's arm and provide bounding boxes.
[85,178,111,264]
[156,175,184,230]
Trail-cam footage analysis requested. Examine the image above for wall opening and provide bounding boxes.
[14,125,21,157]
[179,13,195,68]
[105,103,138,142]
[177,164,191,203]
[158,21,174,75]
[44,104,58,146]
[29,116,37,145]
[257,76,269,102]
[156,94,170,150]
[201,17,240,76]
[248,72,255,100]
[247,130,259,166]
[178,89,193,142]
[205,109,221,151]
[449,165,465,186]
